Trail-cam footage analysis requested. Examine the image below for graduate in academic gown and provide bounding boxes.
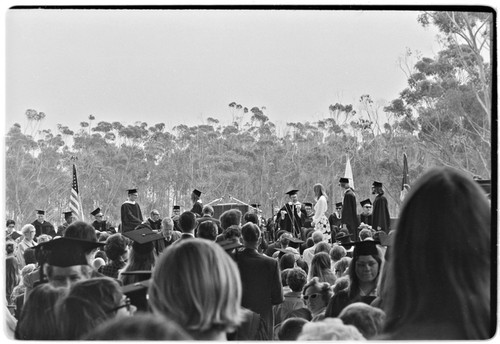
[371,181,391,233]
[339,178,359,236]
[120,189,143,233]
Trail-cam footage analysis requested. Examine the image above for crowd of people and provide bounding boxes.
[4,167,493,340]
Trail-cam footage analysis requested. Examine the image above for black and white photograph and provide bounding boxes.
[3,1,495,340]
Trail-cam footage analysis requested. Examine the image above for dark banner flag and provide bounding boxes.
[400,153,410,202]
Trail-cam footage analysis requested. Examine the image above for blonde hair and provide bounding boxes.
[21,224,35,235]
[313,183,328,201]
[149,239,243,338]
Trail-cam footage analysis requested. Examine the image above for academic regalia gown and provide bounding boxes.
[358,213,373,227]
[279,203,306,237]
[341,189,359,236]
[190,201,203,217]
[31,220,56,238]
[120,201,143,233]
[372,194,391,233]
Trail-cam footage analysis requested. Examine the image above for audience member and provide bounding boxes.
[308,252,336,285]
[302,277,333,322]
[330,244,347,265]
[57,277,135,339]
[297,317,365,340]
[339,302,386,339]
[6,241,20,302]
[197,220,218,241]
[381,167,492,339]
[196,205,222,233]
[149,239,244,340]
[273,267,308,327]
[333,256,351,279]
[16,224,37,268]
[302,231,324,267]
[325,241,383,317]
[98,233,128,279]
[177,211,198,239]
[333,276,350,295]
[313,241,331,255]
[15,283,67,340]
[277,317,309,341]
[154,217,181,254]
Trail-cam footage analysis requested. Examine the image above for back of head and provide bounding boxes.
[359,228,373,241]
[241,222,260,244]
[339,302,386,339]
[197,221,218,241]
[202,205,214,216]
[314,241,331,255]
[84,313,192,340]
[219,209,242,230]
[15,283,68,340]
[149,239,243,339]
[333,276,350,294]
[311,252,332,270]
[178,211,197,233]
[279,253,295,271]
[64,221,97,242]
[311,230,324,244]
[383,167,491,339]
[104,233,127,261]
[297,318,365,340]
[243,212,259,225]
[330,244,347,262]
[57,277,122,339]
[286,267,307,293]
[278,317,309,341]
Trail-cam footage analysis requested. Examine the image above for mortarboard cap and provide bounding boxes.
[122,225,163,254]
[250,203,260,208]
[127,188,138,194]
[335,202,343,208]
[36,210,45,215]
[90,207,102,216]
[63,211,73,217]
[304,202,312,207]
[289,236,304,244]
[372,181,383,188]
[285,189,299,196]
[122,278,152,312]
[341,240,381,257]
[218,238,243,251]
[173,205,180,210]
[339,178,349,184]
[360,199,372,207]
[36,237,104,267]
[335,232,354,244]
[192,189,202,197]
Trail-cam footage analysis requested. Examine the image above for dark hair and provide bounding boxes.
[64,221,97,242]
[23,247,37,264]
[382,167,491,339]
[202,205,214,215]
[330,245,347,262]
[121,243,155,285]
[197,221,218,241]
[243,212,259,225]
[314,242,331,255]
[15,284,67,340]
[286,267,307,292]
[6,241,15,254]
[178,211,197,232]
[347,249,382,300]
[222,226,241,240]
[278,317,309,341]
[6,219,15,227]
[339,302,386,339]
[219,209,242,230]
[279,253,295,271]
[104,233,127,261]
[241,222,260,243]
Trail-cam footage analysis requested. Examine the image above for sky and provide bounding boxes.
[3,4,451,135]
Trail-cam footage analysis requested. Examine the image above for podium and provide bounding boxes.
[212,203,249,220]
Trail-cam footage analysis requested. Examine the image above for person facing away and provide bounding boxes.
[371,181,391,233]
[120,188,143,233]
[190,189,203,217]
[235,222,284,339]
[196,205,222,234]
[338,178,359,237]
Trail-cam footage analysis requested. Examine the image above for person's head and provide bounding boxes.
[286,267,307,293]
[202,205,214,216]
[6,219,15,232]
[334,257,351,279]
[150,209,161,222]
[314,242,331,255]
[191,189,201,203]
[6,240,16,255]
[23,247,36,264]
[335,202,343,213]
[280,232,292,247]
[338,178,350,189]
[178,211,197,233]
[297,317,365,340]
[97,231,110,243]
[285,189,299,202]
[222,225,241,240]
[84,312,191,340]
[302,277,333,314]
[279,253,296,271]
[149,239,243,340]
[313,183,328,200]
[57,277,134,339]
[64,221,98,242]
[197,221,218,241]
[348,242,382,298]
[172,205,180,216]
[36,210,45,222]
[20,263,37,283]
[371,181,383,195]
[21,224,36,241]
[240,222,261,248]
[219,209,242,230]
[104,233,128,261]
[161,217,175,239]
[242,211,259,224]
[311,230,324,244]
[127,189,138,202]
[360,199,372,215]
[278,317,309,341]
[383,167,491,339]
[63,211,75,224]
[93,257,106,270]
[333,275,350,294]
[359,228,373,241]
[15,283,68,340]
[338,302,386,339]
[330,244,347,262]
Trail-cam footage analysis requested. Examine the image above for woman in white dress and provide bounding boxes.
[311,183,330,241]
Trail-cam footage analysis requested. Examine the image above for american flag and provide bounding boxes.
[70,164,84,220]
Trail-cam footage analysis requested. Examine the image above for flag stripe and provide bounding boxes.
[70,164,84,221]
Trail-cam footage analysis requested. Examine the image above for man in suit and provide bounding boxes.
[236,222,284,339]
[196,205,222,235]
[154,217,182,254]
[177,211,197,240]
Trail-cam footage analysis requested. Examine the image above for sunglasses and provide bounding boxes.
[303,293,320,301]
[108,297,131,314]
